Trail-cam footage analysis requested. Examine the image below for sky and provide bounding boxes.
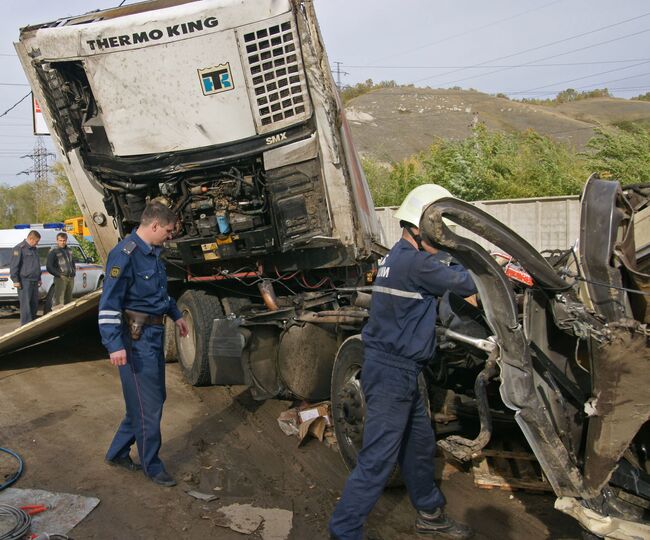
[0,0,648,187]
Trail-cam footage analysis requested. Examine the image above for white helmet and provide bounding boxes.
[393,184,453,227]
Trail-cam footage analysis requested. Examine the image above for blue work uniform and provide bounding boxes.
[9,240,42,325]
[98,231,182,478]
[330,238,477,540]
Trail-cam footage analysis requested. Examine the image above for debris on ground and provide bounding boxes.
[214,503,293,540]
[277,401,337,448]
[186,490,219,502]
[470,438,552,493]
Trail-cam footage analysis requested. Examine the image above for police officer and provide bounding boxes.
[46,232,76,308]
[10,230,42,325]
[329,185,477,540]
[99,200,188,487]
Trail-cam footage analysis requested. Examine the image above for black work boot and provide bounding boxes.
[106,455,142,472]
[415,508,474,539]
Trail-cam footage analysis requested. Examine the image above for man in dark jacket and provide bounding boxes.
[330,185,477,540]
[10,230,42,325]
[46,232,76,308]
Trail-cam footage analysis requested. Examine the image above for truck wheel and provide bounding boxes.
[330,335,430,487]
[176,289,223,386]
[43,287,55,314]
[163,316,178,363]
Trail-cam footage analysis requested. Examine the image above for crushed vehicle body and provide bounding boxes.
[415,175,650,538]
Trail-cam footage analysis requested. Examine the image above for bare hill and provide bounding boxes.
[345,88,650,162]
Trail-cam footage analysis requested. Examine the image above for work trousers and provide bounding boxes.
[53,275,74,306]
[18,280,39,325]
[106,324,167,477]
[329,357,445,540]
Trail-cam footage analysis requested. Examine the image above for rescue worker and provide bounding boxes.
[46,232,76,308]
[99,200,188,487]
[329,185,477,540]
[10,230,42,325]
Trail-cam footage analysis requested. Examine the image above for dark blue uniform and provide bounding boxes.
[98,231,181,478]
[330,239,477,540]
[10,239,42,325]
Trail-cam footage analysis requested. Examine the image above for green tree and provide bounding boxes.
[584,127,650,184]
[363,124,588,206]
[53,162,81,218]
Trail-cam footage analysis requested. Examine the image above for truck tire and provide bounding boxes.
[163,316,178,363]
[176,289,223,386]
[330,335,430,487]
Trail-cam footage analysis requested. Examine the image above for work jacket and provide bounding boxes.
[362,239,477,373]
[46,246,76,278]
[98,231,182,353]
[9,240,41,283]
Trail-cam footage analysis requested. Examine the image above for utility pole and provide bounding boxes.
[19,137,56,222]
[332,61,349,90]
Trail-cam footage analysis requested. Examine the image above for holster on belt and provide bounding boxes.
[124,309,164,341]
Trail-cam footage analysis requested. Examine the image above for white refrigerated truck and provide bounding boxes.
[15,0,383,401]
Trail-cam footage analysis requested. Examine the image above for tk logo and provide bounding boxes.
[198,63,234,95]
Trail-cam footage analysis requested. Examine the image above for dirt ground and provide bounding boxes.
[0,309,583,539]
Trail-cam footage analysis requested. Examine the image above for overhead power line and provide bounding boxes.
[0,92,31,119]
[521,59,650,92]
[413,10,650,85]
[382,0,564,61]
[424,27,650,88]
[342,59,650,69]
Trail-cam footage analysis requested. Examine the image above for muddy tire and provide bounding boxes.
[330,335,431,487]
[163,316,178,363]
[176,289,223,386]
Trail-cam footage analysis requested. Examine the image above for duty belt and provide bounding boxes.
[124,309,164,341]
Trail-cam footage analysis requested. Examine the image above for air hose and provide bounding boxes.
[0,448,23,491]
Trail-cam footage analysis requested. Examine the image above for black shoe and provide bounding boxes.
[150,470,177,487]
[106,456,142,472]
[415,508,474,539]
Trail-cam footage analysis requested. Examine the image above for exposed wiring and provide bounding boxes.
[561,271,650,295]
[0,448,23,491]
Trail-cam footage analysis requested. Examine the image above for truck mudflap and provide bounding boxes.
[0,290,101,356]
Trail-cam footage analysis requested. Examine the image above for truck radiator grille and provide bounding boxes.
[238,16,311,133]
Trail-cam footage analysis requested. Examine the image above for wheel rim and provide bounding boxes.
[334,363,366,456]
[177,308,196,370]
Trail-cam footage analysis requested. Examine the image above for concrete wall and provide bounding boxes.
[376,195,580,253]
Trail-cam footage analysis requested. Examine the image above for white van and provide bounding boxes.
[0,227,104,311]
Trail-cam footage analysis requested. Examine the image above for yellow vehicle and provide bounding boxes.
[64,217,92,240]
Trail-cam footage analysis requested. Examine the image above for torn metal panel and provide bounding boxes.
[583,322,650,497]
[579,176,633,322]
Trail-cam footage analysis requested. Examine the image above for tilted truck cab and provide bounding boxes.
[16,0,383,399]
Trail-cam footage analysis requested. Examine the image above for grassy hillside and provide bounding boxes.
[345,87,650,163]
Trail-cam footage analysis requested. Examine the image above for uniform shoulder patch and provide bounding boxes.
[110,266,121,278]
[13,250,19,256]
[121,240,137,256]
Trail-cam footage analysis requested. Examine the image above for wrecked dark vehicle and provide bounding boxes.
[331,176,650,539]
